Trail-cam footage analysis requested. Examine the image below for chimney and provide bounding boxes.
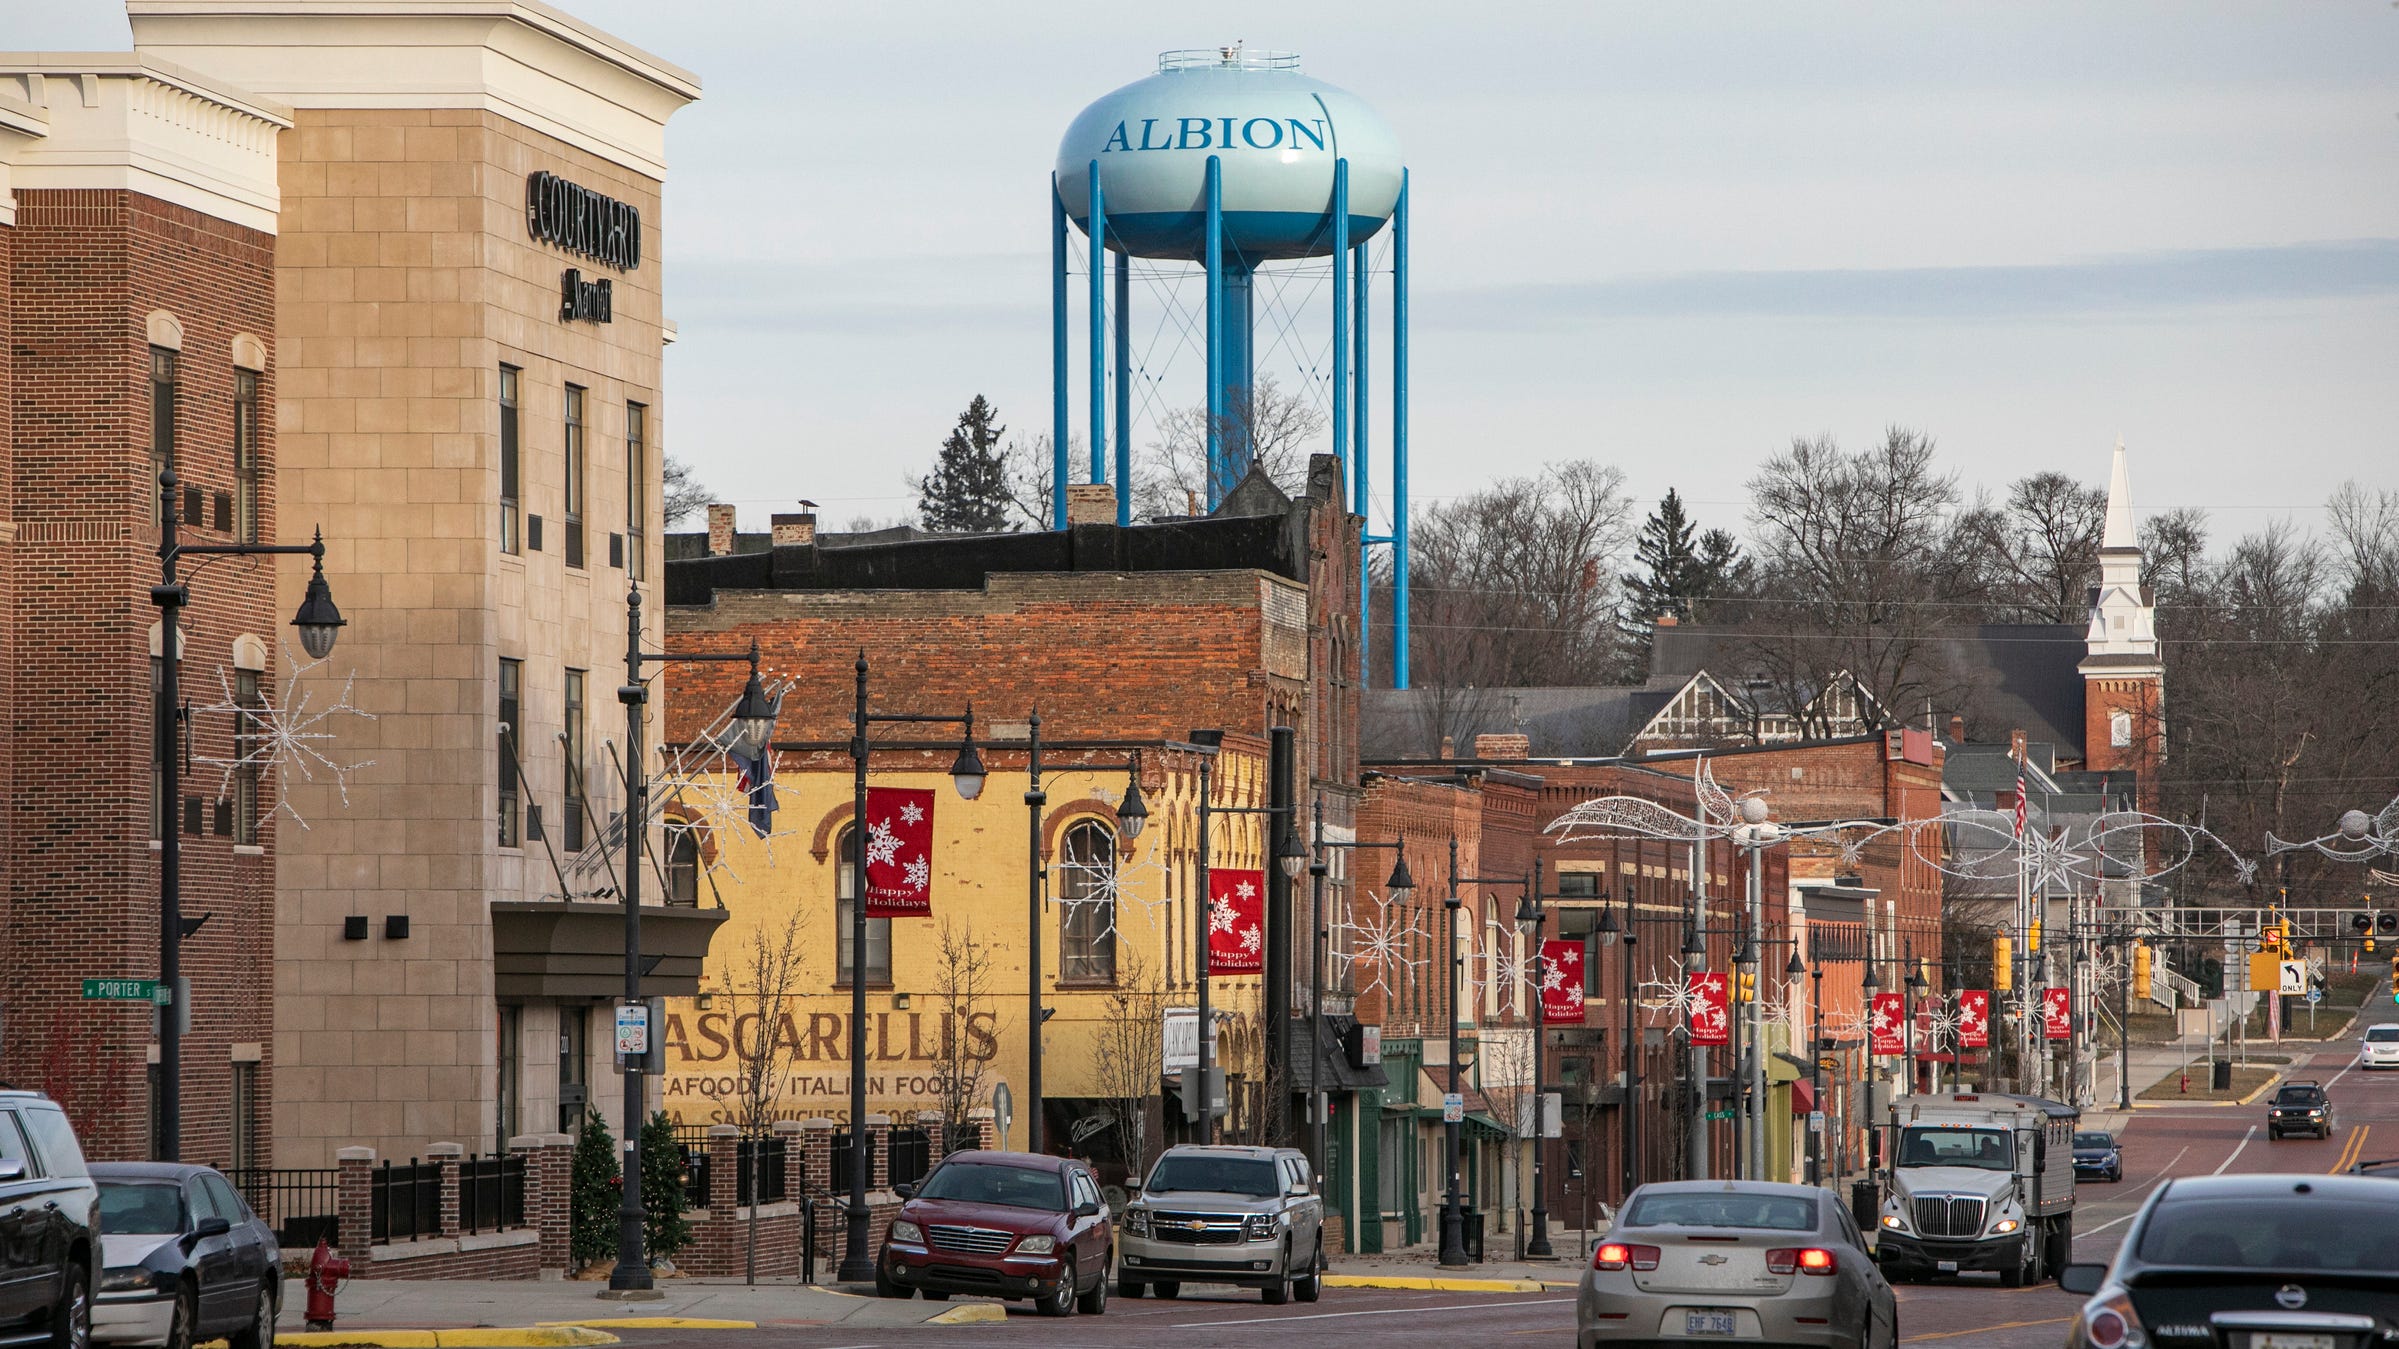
[1438,735,1455,760]
[706,503,737,557]
[1066,482,1116,526]
[1654,614,1679,628]
[1472,733,1531,761]
[770,509,817,547]
[1948,714,1965,743]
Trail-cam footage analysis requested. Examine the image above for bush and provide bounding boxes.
[569,1108,620,1269]
[640,1112,692,1260]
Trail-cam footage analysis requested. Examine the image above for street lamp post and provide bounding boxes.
[1595,889,1638,1199]
[841,654,984,1284]
[1804,956,1823,1187]
[152,469,345,1162]
[1903,951,1929,1101]
[1512,862,1554,1259]
[1861,961,1882,1182]
[1733,938,1759,1180]
[1306,802,1413,1193]
[611,592,779,1294]
[1682,926,1708,1181]
[1441,840,1527,1266]
[1190,738,1305,1147]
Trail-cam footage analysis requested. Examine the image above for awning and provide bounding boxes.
[491,900,728,998]
[1464,1112,1511,1141]
[1287,1014,1389,1092]
[1790,1080,1816,1115]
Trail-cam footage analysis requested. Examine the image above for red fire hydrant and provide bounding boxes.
[305,1238,351,1332]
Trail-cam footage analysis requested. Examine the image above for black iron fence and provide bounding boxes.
[227,1167,338,1250]
[671,1127,789,1208]
[459,1153,526,1235]
[888,1128,931,1188]
[369,1159,441,1244]
[830,1130,876,1194]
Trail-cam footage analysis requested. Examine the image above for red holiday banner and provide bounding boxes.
[1870,992,1907,1056]
[860,786,935,918]
[2043,987,2072,1041]
[1957,990,1991,1049]
[1206,868,1266,975]
[1687,970,1730,1046]
[1540,940,1586,1026]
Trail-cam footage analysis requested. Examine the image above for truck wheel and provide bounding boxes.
[2000,1241,2027,1289]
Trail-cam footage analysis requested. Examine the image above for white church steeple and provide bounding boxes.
[2081,437,2162,775]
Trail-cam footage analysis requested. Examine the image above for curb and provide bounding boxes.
[277,1330,618,1349]
[537,1320,757,1331]
[927,1305,1008,1324]
[1321,1274,1545,1293]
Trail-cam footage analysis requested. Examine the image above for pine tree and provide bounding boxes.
[914,395,1016,533]
[639,1112,693,1261]
[1622,488,1707,623]
[568,1108,621,1269]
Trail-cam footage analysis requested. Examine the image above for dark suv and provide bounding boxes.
[2266,1080,2332,1139]
[0,1091,99,1349]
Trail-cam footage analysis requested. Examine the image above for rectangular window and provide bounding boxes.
[499,366,521,555]
[498,658,522,847]
[563,384,586,568]
[497,1005,523,1145]
[234,670,263,846]
[558,1007,588,1133]
[1557,908,1600,996]
[233,370,261,542]
[625,403,647,581]
[562,669,586,852]
[151,348,177,524]
[836,832,892,984]
[230,1062,258,1172]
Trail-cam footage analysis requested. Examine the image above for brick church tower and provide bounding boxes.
[2079,439,2163,795]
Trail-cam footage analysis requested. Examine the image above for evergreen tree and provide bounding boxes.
[1622,488,1708,622]
[639,1112,693,1260]
[914,395,1016,533]
[568,1108,620,1269]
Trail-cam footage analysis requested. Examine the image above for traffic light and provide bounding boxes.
[2381,913,2398,936]
[2390,956,2399,1003]
[1993,936,2013,992]
[2261,918,2280,953]
[2281,916,2294,950]
[1736,971,1756,1004]
[2133,943,2152,990]
[2353,913,2374,935]
[2029,917,2042,954]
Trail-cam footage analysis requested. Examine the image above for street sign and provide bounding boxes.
[1705,1109,1735,1122]
[2279,960,2307,995]
[614,1001,648,1055]
[2306,989,2323,1005]
[1808,1111,1826,1133]
[1442,1092,1465,1124]
[83,978,162,1003]
[992,1081,1014,1147]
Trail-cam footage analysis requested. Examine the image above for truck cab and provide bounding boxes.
[1872,1092,2075,1287]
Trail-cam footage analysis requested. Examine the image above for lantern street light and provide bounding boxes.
[1511,862,1555,1258]
[153,468,344,1162]
[1306,801,1411,1196]
[1595,890,1641,1198]
[1441,839,1527,1268]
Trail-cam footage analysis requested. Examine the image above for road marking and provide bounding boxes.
[1904,1317,2073,1342]
[1169,1296,1574,1328]
[2211,1125,2258,1175]
[2330,1123,2370,1174]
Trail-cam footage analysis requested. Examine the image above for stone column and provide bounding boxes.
[865,1114,893,1191]
[800,1119,837,1269]
[915,1110,946,1165]
[336,1147,375,1268]
[968,1106,996,1151]
[427,1142,464,1240]
[706,1124,738,1212]
[513,1133,573,1274]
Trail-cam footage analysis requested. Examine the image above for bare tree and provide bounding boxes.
[1087,948,1170,1182]
[1954,471,2108,624]
[663,452,710,527]
[1135,375,1324,519]
[2139,507,2212,609]
[725,909,807,1284]
[932,919,997,1153]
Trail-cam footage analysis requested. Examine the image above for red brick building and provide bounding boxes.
[0,55,293,1163]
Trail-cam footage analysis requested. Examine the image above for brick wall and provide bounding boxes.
[4,187,280,1164]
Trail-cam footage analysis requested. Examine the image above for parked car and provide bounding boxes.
[2071,1131,2124,1183]
[2265,1081,2333,1139]
[90,1164,279,1349]
[2358,1022,2399,1070]
[875,1152,1111,1317]
[1116,1145,1322,1305]
[2058,1174,2399,1349]
[0,1090,99,1349]
[1577,1181,1895,1349]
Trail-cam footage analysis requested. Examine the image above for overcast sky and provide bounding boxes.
[33,2,2397,545]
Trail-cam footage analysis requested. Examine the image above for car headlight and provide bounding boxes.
[1244,1213,1278,1241]
[1124,1208,1150,1237]
[1015,1234,1056,1255]
[1880,1213,1903,1229]
[1992,1218,2020,1234]
[99,1268,161,1294]
[2310,1108,2325,1116]
[889,1220,923,1244]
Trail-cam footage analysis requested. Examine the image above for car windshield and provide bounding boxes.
[915,1163,1064,1211]
[1898,1127,2013,1170]
[2075,1133,2114,1149]
[1624,1193,1818,1232]
[2137,1199,2399,1271]
[2273,1087,2321,1105]
[1145,1155,1280,1198]
[98,1181,186,1235]
[2365,1027,2399,1043]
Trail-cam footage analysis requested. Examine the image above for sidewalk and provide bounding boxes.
[1328,1247,1582,1291]
[276,1276,998,1340]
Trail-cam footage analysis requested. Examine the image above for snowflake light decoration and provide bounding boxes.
[191,644,376,830]
[1917,1000,1965,1054]
[1339,891,1429,998]
[2265,795,2399,865]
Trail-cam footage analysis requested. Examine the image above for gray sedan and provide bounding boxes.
[1578,1181,1896,1349]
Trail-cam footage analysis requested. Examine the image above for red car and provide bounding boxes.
[876,1151,1114,1316]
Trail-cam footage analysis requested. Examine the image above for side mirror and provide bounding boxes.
[0,1158,25,1184]
[1122,1179,1142,1194]
[1287,1184,1310,1198]
[893,1184,916,1201]
[193,1216,233,1239]
[1073,1200,1101,1218]
[2057,1263,2107,1295]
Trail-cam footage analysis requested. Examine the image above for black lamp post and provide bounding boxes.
[840,653,982,1284]
[1512,863,1553,1259]
[1190,740,1304,1146]
[1682,925,1708,1182]
[1861,959,1882,1180]
[1903,952,1929,1099]
[1595,890,1638,1198]
[1733,938,1758,1179]
[1800,953,1822,1187]
[1306,801,1412,1194]
[610,591,779,1293]
[1441,838,1525,1267]
[1022,716,1147,1154]
[152,469,343,1162]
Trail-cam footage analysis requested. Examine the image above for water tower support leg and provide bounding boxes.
[1051,174,1069,531]
[1088,160,1107,486]
[1331,159,1350,508]
[1204,155,1225,509]
[1354,241,1371,685]
[1393,169,1411,691]
[1114,249,1132,525]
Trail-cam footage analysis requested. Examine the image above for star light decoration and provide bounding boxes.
[1470,924,1539,1016]
[1051,850,1171,947]
[1339,891,1429,998]
[1917,998,1966,1055]
[191,644,377,830]
[1641,960,1730,1041]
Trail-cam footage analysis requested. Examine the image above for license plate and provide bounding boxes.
[1684,1311,1737,1336]
[2255,1337,2333,1349]
[1936,1261,1958,1272]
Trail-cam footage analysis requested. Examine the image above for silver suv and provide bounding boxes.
[1116,1145,1322,1305]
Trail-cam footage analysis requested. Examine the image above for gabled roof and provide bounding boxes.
[1358,686,1657,760]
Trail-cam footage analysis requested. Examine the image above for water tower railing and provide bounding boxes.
[1157,47,1302,72]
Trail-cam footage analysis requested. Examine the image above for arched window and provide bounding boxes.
[1057,821,1117,983]
[836,826,892,984]
[666,829,701,906]
[2109,709,2132,748]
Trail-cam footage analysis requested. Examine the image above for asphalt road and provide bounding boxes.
[606,1037,2392,1349]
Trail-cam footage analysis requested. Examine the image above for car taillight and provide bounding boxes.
[1593,1242,1661,1271]
[1767,1247,1838,1275]
[2080,1291,2148,1349]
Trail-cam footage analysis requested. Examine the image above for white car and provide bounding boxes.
[2361,1022,2399,1070]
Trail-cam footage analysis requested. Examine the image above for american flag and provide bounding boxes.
[2013,756,2027,839]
